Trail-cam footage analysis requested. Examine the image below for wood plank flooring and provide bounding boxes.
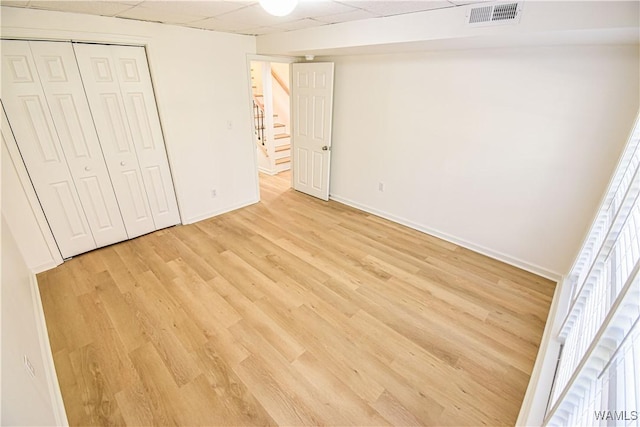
[37,170,555,426]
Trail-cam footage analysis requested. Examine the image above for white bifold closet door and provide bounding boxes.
[1,40,128,258]
[1,40,180,259]
[73,43,180,237]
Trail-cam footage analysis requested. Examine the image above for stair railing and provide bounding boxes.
[253,98,266,150]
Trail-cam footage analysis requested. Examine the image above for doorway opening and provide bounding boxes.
[250,60,291,190]
[248,58,335,202]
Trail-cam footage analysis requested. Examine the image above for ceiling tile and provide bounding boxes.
[313,8,377,24]
[186,16,254,31]
[117,4,203,23]
[288,0,359,19]
[243,26,283,35]
[272,17,323,31]
[4,0,472,36]
[447,0,493,5]
[1,0,31,6]
[338,0,453,17]
[215,3,295,27]
[28,1,137,17]
[135,0,250,18]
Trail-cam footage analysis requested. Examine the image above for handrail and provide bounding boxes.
[253,94,265,111]
[253,98,265,151]
[271,69,289,96]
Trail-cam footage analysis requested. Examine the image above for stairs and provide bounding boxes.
[251,63,291,174]
[274,130,290,173]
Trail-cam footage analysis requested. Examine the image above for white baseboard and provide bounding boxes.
[29,274,69,427]
[31,260,62,274]
[258,166,277,176]
[275,164,291,173]
[183,198,259,225]
[329,193,562,282]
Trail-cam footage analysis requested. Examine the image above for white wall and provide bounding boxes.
[1,216,66,426]
[1,6,259,229]
[271,62,291,130]
[326,44,639,278]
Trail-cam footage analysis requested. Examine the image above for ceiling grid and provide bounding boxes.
[0,0,490,36]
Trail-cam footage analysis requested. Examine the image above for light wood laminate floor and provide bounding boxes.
[38,170,555,426]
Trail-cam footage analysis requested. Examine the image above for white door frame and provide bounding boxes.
[245,54,299,198]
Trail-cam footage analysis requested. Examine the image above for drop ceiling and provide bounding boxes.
[1,0,490,36]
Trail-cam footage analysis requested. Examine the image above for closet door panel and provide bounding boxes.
[113,45,180,229]
[30,41,128,248]
[1,40,96,258]
[73,43,155,239]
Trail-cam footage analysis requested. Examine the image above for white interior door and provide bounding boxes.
[111,45,181,230]
[291,62,334,201]
[73,43,156,239]
[1,40,96,258]
[29,41,129,248]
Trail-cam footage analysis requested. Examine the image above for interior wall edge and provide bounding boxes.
[516,274,571,426]
[329,193,562,282]
[28,274,69,427]
[1,215,60,425]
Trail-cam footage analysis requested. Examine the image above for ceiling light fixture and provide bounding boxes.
[259,0,298,17]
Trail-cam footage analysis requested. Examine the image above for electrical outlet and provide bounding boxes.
[211,189,217,198]
[24,355,35,378]
[226,120,233,130]
[378,182,385,192]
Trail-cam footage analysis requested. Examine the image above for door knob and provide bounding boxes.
[120,161,126,166]
[84,166,91,171]
[321,146,328,151]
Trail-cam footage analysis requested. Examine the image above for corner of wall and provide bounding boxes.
[1,217,67,426]
[516,274,570,426]
[28,274,69,427]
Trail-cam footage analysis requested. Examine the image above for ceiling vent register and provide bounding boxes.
[467,2,522,26]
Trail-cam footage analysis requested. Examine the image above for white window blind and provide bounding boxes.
[544,115,640,426]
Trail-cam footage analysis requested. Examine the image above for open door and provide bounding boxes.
[291,62,334,201]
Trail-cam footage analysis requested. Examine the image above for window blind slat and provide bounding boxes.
[559,173,640,340]
[567,126,640,296]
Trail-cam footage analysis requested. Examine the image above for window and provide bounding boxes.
[544,116,640,426]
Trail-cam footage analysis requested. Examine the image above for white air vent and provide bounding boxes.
[467,2,522,26]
